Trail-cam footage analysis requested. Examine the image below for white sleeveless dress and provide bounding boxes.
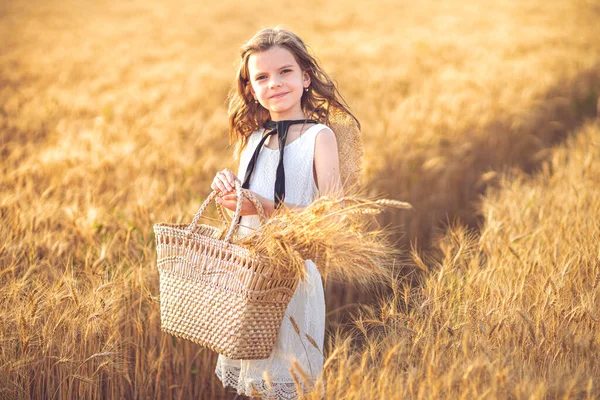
[215,124,329,399]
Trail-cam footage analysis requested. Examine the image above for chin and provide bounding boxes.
[268,105,292,114]
[268,101,301,115]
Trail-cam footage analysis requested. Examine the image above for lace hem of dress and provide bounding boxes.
[215,364,313,400]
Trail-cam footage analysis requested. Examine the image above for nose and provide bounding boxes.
[268,75,282,89]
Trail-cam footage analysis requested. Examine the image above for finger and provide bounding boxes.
[216,198,234,211]
[216,175,232,193]
[216,181,228,193]
[217,173,234,192]
[222,170,238,189]
[213,174,226,192]
[221,198,238,211]
[222,194,236,201]
[226,169,240,183]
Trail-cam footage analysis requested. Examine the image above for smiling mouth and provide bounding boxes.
[270,92,288,99]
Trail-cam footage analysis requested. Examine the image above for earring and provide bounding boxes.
[254,99,258,103]
[304,87,309,92]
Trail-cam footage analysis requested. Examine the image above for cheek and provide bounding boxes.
[252,83,265,96]
[249,82,258,95]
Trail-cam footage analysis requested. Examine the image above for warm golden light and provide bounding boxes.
[1,0,599,398]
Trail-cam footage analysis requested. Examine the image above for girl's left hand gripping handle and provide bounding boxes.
[186,181,267,242]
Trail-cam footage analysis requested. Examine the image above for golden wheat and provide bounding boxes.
[238,194,406,285]
[307,122,600,399]
[1,0,599,398]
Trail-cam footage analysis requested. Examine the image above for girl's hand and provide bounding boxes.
[211,168,240,194]
[216,191,265,217]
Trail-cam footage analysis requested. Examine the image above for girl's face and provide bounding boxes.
[247,45,310,121]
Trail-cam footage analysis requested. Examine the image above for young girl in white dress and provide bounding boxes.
[212,27,359,399]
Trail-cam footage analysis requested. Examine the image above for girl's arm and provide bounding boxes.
[312,127,344,197]
[217,127,343,217]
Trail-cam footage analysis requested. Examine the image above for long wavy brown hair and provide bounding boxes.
[228,27,360,157]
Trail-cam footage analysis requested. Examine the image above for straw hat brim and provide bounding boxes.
[325,107,364,194]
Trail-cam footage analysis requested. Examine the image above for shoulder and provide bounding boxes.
[313,125,338,152]
[243,129,264,150]
[238,130,263,161]
[250,129,264,141]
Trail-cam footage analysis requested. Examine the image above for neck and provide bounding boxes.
[269,110,306,121]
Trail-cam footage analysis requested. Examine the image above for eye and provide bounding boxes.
[281,69,292,74]
[256,75,267,81]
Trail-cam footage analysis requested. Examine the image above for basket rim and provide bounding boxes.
[153,222,260,258]
[156,251,299,282]
[155,222,302,281]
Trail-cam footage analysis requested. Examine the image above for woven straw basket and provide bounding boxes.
[153,182,298,360]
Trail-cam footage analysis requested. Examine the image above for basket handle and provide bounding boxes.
[187,180,267,242]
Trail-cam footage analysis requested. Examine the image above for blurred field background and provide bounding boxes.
[1,0,599,398]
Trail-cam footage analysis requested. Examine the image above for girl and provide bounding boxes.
[212,27,359,399]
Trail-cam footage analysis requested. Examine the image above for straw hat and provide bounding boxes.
[325,107,364,194]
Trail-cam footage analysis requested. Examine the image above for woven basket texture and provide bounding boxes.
[154,184,298,360]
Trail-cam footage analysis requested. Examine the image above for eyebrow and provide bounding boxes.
[252,64,295,79]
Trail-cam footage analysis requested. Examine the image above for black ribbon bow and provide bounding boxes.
[242,119,317,209]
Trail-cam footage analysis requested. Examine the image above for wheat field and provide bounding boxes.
[1,0,599,398]
[306,121,600,398]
